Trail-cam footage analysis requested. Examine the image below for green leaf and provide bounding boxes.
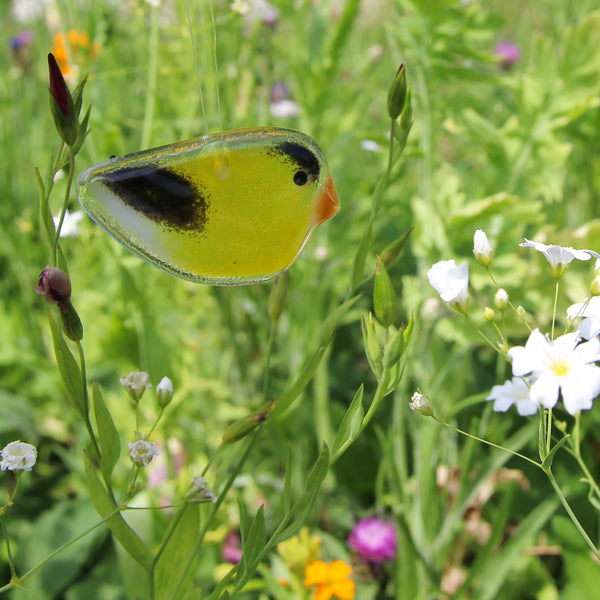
[236,505,266,581]
[83,452,152,570]
[331,385,364,463]
[373,258,396,327]
[541,434,570,471]
[48,310,87,419]
[154,504,200,600]
[92,382,121,482]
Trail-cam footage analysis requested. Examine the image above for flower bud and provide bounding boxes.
[156,376,173,407]
[383,326,405,370]
[361,313,383,380]
[387,64,407,120]
[222,400,274,443]
[35,266,71,307]
[379,227,413,268]
[483,307,495,321]
[473,230,493,266]
[399,85,412,132]
[516,305,526,319]
[48,53,78,145]
[494,288,509,310]
[408,390,434,417]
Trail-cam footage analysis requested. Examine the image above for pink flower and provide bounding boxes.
[494,42,521,69]
[348,517,397,563]
[222,530,243,564]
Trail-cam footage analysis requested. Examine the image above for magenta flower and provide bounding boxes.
[348,517,397,563]
[494,42,521,69]
[222,530,243,564]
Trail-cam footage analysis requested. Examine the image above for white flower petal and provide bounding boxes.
[529,372,560,408]
[515,397,540,416]
[561,365,600,415]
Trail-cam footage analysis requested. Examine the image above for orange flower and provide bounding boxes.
[304,560,355,600]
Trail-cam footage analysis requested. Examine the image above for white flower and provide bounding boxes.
[507,329,600,415]
[567,297,600,340]
[230,0,249,14]
[473,230,493,266]
[519,238,591,278]
[1,441,37,472]
[53,210,84,238]
[156,376,173,407]
[408,391,434,416]
[427,260,469,314]
[120,371,151,401]
[128,440,159,467]
[360,139,383,153]
[270,99,300,118]
[487,377,538,416]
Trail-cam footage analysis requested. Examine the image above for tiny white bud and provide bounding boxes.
[156,376,173,407]
[494,288,509,310]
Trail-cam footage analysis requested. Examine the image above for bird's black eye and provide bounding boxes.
[294,170,308,186]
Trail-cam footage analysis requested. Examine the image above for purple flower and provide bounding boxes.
[494,42,521,69]
[222,530,243,564]
[348,517,397,563]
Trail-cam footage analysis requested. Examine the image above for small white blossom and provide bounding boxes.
[519,238,591,279]
[270,99,300,118]
[128,440,159,467]
[230,0,249,14]
[508,329,600,415]
[360,139,383,153]
[427,260,469,314]
[120,371,151,401]
[487,377,538,416]
[53,210,84,238]
[567,297,600,340]
[473,230,493,266]
[408,391,434,416]
[1,441,37,472]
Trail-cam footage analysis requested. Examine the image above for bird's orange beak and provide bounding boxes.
[314,177,340,226]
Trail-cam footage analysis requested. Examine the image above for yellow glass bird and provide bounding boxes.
[77,127,339,285]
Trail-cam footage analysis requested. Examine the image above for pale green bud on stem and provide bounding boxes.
[222,400,275,443]
[387,64,407,120]
[483,307,495,321]
[494,288,509,310]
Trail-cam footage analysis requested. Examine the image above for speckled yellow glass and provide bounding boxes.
[77,128,339,285]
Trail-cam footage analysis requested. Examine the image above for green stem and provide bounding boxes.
[0,517,16,582]
[434,416,541,468]
[551,280,559,340]
[544,466,600,559]
[52,147,75,266]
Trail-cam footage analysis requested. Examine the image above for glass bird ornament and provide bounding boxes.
[76,127,340,285]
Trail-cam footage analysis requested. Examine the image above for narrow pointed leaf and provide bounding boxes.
[331,385,364,463]
[92,381,121,482]
[83,453,152,569]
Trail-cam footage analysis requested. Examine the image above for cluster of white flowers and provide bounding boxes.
[427,231,600,416]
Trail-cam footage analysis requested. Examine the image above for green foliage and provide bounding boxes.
[3,0,600,598]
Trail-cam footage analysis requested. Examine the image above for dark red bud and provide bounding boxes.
[48,53,69,117]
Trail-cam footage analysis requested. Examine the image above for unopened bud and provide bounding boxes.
[35,266,71,307]
[483,307,495,321]
[48,53,78,145]
[516,305,526,319]
[473,230,493,267]
[387,64,407,120]
[156,376,173,408]
[494,288,509,310]
[223,400,275,443]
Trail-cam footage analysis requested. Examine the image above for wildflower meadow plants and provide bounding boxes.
[425,231,600,569]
